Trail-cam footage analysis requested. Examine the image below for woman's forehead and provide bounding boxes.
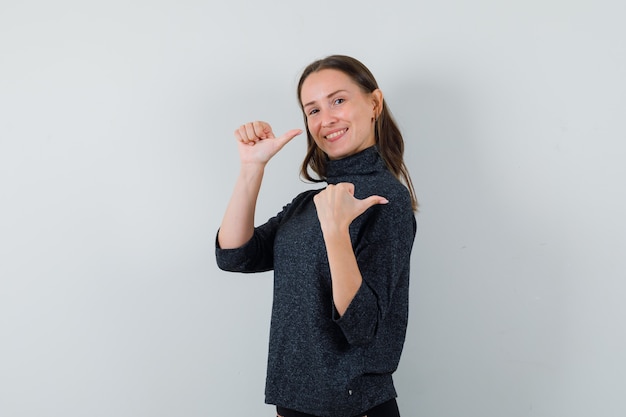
[300,69,361,104]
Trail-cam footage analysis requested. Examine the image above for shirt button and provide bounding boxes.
[348,390,353,395]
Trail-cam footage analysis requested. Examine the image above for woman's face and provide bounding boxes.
[300,69,382,160]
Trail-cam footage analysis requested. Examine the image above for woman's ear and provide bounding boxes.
[371,89,384,119]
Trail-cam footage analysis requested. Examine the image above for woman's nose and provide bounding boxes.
[321,110,337,127]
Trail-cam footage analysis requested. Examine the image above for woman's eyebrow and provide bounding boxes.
[303,90,348,108]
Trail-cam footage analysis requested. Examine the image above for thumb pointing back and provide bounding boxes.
[358,195,389,215]
[276,129,303,148]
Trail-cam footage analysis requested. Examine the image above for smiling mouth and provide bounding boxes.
[325,129,348,140]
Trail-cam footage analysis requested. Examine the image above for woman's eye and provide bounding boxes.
[308,109,319,116]
[333,98,345,105]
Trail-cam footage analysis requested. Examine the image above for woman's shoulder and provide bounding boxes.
[364,171,412,208]
[291,187,324,203]
[274,187,323,216]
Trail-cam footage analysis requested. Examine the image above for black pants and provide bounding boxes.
[276,398,400,417]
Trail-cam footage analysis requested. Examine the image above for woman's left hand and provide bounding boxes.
[314,183,388,235]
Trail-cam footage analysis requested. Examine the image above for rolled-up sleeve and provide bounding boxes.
[215,230,273,273]
[215,207,287,273]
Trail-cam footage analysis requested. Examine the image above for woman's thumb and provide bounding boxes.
[277,129,303,145]
[361,195,389,211]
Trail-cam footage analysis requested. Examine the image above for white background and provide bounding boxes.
[1,1,625,416]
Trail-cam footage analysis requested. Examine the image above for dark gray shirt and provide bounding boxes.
[216,146,416,417]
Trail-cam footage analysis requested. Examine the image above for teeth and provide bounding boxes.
[326,129,346,139]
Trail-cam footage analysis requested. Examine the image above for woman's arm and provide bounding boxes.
[218,121,302,249]
[321,227,364,316]
[217,163,265,249]
[318,182,416,346]
[313,182,388,316]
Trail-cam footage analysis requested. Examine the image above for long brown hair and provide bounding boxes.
[297,55,417,211]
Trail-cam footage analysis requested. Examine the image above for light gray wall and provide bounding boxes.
[1,1,625,416]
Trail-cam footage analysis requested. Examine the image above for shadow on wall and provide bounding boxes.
[391,75,571,415]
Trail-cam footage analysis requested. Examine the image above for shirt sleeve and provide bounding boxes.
[333,191,417,346]
[215,191,312,273]
[215,210,285,273]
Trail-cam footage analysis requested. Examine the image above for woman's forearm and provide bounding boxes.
[217,163,265,249]
[323,228,363,316]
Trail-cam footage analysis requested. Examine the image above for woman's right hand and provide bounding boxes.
[218,121,302,249]
[234,121,302,165]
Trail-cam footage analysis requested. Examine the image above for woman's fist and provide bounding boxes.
[233,121,302,165]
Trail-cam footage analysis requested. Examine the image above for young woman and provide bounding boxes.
[216,55,417,417]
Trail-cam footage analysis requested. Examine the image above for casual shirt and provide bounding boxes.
[216,146,416,417]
